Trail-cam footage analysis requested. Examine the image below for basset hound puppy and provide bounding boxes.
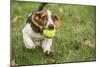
[22,10,60,55]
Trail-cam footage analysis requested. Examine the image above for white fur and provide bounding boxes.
[22,23,53,53]
[46,10,55,28]
[42,38,52,54]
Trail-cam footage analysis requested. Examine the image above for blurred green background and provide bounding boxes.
[11,1,96,66]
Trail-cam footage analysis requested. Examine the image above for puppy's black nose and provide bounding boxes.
[48,24,54,29]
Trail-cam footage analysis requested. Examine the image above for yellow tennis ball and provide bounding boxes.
[43,29,56,38]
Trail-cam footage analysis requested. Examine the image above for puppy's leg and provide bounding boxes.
[23,34,36,49]
[42,38,53,55]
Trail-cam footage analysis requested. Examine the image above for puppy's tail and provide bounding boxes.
[37,3,47,11]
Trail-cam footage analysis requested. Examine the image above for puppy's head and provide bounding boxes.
[31,10,60,30]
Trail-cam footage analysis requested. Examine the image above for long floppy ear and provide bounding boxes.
[53,14,61,28]
[31,11,43,29]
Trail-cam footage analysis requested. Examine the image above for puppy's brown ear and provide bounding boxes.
[53,15,61,28]
[33,12,41,22]
[31,12,43,29]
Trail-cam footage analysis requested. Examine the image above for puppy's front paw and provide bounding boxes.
[45,51,53,56]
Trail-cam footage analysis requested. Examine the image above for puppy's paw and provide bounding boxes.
[45,51,53,56]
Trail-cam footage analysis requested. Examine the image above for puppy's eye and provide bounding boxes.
[42,16,47,20]
[51,15,55,20]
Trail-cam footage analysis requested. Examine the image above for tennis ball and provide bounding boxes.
[43,29,56,38]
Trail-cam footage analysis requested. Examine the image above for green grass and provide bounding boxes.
[11,1,96,66]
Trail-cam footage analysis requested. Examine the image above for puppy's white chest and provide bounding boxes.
[30,31,43,40]
[23,23,44,41]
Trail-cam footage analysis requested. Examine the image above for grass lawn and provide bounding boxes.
[11,1,96,66]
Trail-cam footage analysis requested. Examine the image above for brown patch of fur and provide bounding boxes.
[32,10,48,29]
[53,15,61,28]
